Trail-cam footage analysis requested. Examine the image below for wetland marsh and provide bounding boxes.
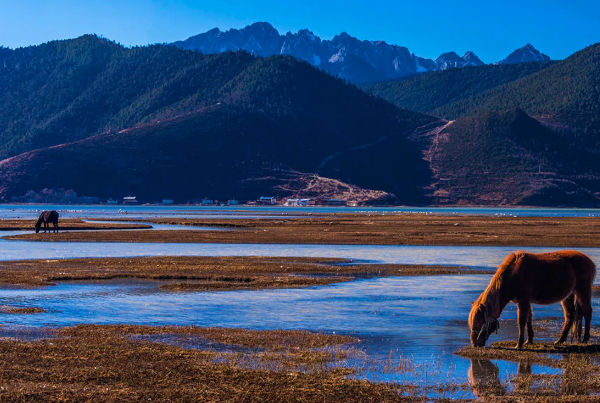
[1,206,600,401]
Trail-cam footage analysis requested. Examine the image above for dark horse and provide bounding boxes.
[35,210,59,233]
[469,250,596,349]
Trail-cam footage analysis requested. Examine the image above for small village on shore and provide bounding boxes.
[112,195,353,207]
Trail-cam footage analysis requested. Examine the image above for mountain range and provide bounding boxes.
[172,22,549,84]
[0,31,598,207]
[0,35,438,204]
[370,42,600,205]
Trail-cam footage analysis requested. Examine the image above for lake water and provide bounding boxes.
[3,203,600,219]
[3,230,600,267]
[0,275,575,399]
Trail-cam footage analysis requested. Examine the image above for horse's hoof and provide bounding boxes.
[524,340,534,346]
[554,340,564,345]
[515,344,523,349]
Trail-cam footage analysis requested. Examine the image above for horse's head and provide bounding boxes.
[469,303,499,347]
[35,217,42,233]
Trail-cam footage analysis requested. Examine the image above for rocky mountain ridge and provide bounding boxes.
[172,22,485,83]
[496,43,551,65]
[172,22,549,84]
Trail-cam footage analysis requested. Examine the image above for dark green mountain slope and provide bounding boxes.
[0,36,441,203]
[434,43,600,128]
[369,42,600,206]
[0,104,436,204]
[364,62,553,118]
[0,35,261,158]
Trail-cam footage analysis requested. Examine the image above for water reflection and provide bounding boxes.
[468,357,571,399]
[468,359,506,398]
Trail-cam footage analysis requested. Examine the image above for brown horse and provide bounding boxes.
[35,210,59,233]
[469,250,595,349]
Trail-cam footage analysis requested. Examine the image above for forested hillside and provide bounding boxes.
[0,35,441,203]
[2,35,600,206]
[434,43,600,130]
[0,36,258,158]
[364,62,554,118]
[425,109,600,206]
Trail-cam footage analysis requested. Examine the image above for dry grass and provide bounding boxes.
[159,275,353,291]
[8,214,600,246]
[0,219,151,231]
[0,324,427,402]
[0,256,482,288]
[2,323,599,401]
[0,306,46,314]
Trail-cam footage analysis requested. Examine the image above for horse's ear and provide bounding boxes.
[515,251,526,262]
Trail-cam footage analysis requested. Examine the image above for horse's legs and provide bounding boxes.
[44,221,48,233]
[556,294,575,344]
[525,304,534,345]
[516,301,530,349]
[575,288,593,343]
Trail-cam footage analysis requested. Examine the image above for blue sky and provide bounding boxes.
[1,0,598,62]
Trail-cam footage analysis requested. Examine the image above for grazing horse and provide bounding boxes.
[469,250,595,349]
[35,210,59,233]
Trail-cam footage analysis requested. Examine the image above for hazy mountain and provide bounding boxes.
[172,22,485,84]
[497,43,551,65]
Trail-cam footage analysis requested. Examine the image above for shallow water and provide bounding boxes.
[0,212,596,398]
[3,232,600,268]
[0,275,581,398]
[3,203,600,219]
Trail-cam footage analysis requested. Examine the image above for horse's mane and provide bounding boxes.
[469,251,524,327]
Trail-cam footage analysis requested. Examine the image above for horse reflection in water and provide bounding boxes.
[467,357,587,398]
[468,359,533,398]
